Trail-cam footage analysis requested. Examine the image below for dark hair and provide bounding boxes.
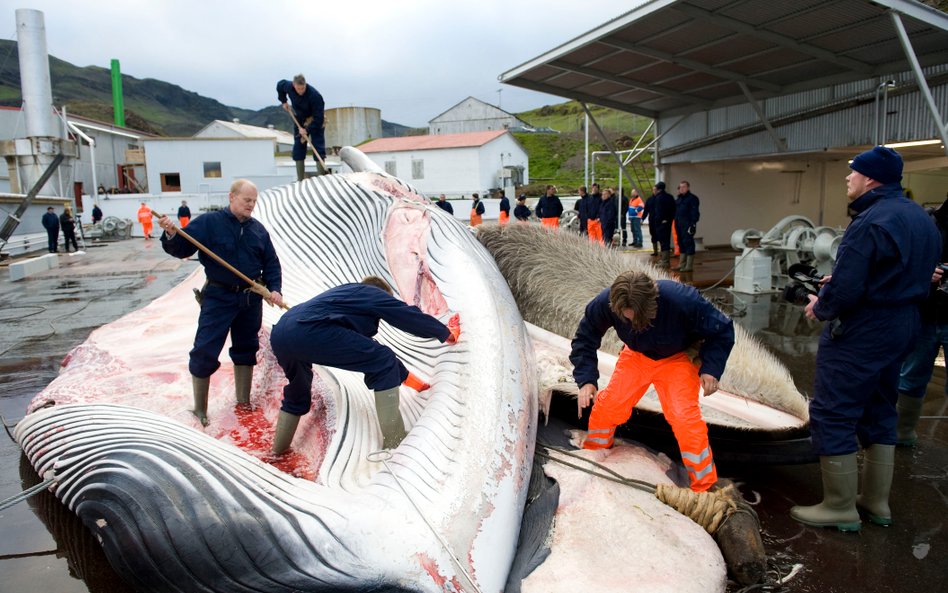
[609,271,658,332]
[361,276,392,295]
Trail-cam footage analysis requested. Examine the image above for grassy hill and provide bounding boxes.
[514,101,655,195]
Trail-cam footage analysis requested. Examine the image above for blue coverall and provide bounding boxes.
[674,191,700,256]
[809,183,939,455]
[269,283,450,416]
[161,209,282,378]
[276,79,326,161]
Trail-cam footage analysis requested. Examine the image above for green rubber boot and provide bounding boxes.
[234,365,253,405]
[857,444,894,526]
[374,387,407,450]
[896,393,924,447]
[679,254,694,272]
[271,411,301,455]
[659,250,671,268]
[790,454,861,532]
[192,375,210,427]
[295,160,305,182]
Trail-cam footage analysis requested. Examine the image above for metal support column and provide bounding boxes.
[738,82,788,152]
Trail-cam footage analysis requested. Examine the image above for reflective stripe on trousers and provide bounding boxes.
[583,346,717,491]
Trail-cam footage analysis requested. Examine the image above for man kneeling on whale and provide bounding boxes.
[570,271,735,492]
[269,276,460,454]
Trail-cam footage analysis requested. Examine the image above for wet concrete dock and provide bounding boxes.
[0,240,945,592]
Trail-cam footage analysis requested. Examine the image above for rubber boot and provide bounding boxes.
[790,454,861,531]
[234,364,253,405]
[315,158,328,176]
[271,411,301,455]
[295,160,305,182]
[679,254,694,272]
[896,393,924,447]
[659,250,671,268]
[374,386,407,449]
[856,444,894,526]
[651,243,659,256]
[192,375,210,427]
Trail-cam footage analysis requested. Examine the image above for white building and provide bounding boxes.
[142,137,285,194]
[194,119,294,153]
[428,97,531,135]
[358,130,529,196]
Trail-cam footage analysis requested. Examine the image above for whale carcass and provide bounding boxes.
[15,149,537,592]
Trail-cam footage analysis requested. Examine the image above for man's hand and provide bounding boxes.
[298,127,309,140]
[933,264,945,284]
[267,290,284,308]
[281,102,291,113]
[577,384,597,418]
[699,373,719,396]
[157,215,176,237]
[446,313,461,344]
[804,293,819,320]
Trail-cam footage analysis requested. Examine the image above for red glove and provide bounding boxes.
[404,372,430,392]
[446,313,461,344]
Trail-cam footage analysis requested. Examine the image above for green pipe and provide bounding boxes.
[110,59,125,128]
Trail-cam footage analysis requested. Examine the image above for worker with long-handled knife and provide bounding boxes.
[157,179,284,427]
[277,74,327,181]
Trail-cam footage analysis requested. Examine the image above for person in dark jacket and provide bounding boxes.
[177,200,192,227]
[91,203,103,225]
[435,194,454,215]
[674,181,701,272]
[576,186,589,234]
[598,188,618,247]
[649,182,677,267]
[277,74,326,181]
[470,192,485,226]
[791,146,940,531]
[585,183,603,242]
[896,195,948,447]
[498,190,511,225]
[42,207,59,253]
[158,179,284,426]
[59,207,78,252]
[535,185,564,228]
[642,193,658,256]
[514,194,531,222]
[570,271,734,492]
[269,277,460,453]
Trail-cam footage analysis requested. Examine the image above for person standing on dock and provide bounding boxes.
[41,206,59,253]
[277,74,326,181]
[177,200,191,228]
[60,206,78,252]
[791,146,939,531]
[674,181,700,272]
[137,202,153,240]
[157,179,284,427]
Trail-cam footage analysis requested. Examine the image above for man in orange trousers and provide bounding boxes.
[570,271,734,491]
[137,202,153,239]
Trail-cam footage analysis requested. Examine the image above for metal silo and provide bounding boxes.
[325,107,383,152]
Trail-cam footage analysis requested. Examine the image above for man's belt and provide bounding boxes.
[207,279,251,293]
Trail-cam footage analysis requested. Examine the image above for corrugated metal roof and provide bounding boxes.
[359,130,508,153]
[196,120,294,144]
[499,0,948,119]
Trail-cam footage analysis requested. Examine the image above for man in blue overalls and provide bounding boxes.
[277,74,326,181]
[791,147,939,531]
[158,179,284,426]
[269,277,460,453]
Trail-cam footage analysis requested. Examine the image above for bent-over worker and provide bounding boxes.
[269,276,460,453]
[570,271,734,492]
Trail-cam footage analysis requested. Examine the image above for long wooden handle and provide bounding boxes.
[153,212,289,310]
[285,107,328,169]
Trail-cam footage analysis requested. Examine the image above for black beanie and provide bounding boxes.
[850,146,903,184]
[655,181,666,190]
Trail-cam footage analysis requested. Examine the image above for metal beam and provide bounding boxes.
[890,11,948,157]
[548,60,713,108]
[0,153,65,246]
[581,102,646,199]
[502,78,658,118]
[738,82,788,152]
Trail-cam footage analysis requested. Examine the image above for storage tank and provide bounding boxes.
[325,107,382,152]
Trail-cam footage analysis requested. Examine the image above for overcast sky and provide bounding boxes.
[1,0,639,127]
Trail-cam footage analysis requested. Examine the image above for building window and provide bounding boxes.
[384,161,397,176]
[161,173,181,192]
[203,161,222,178]
[412,159,424,180]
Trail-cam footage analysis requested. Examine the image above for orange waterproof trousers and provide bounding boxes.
[178,216,190,228]
[499,211,509,225]
[470,209,483,227]
[541,217,560,229]
[587,219,603,243]
[584,347,717,492]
